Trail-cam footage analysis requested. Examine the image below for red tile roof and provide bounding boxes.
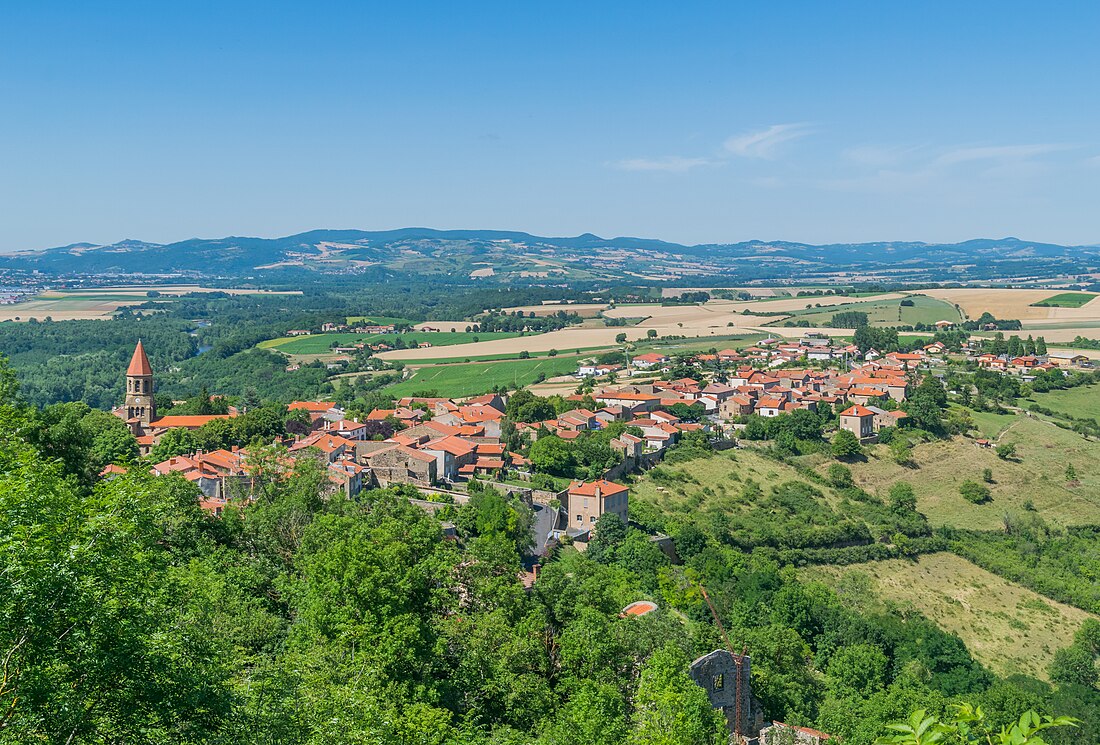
[288,401,337,412]
[840,404,875,417]
[567,479,628,498]
[151,414,233,429]
[127,340,153,376]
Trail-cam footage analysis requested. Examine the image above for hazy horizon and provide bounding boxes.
[7,226,1100,257]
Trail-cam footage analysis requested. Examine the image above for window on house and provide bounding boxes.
[576,514,581,523]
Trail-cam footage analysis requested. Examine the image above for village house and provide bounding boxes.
[362,444,438,486]
[1047,351,1090,367]
[567,479,629,531]
[611,432,645,460]
[289,400,345,425]
[630,352,670,372]
[839,404,876,441]
[595,390,661,412]
[420,435,477,481]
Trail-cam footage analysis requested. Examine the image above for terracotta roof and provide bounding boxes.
[423,435,476,456]
[474,458,506,469]
[568,479,628,498]
[151,414,232,429]
[622,600,659,617]
[840,404,875,417]
[288,401,336,412]
[127,340,153,376]
[770,722,832,740]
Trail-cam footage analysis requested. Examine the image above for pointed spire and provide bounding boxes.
[127,339,153,376]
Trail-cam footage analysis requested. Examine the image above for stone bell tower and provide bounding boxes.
[124,339,156,427]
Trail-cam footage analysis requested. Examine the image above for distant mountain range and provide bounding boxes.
[4,228,1098,284]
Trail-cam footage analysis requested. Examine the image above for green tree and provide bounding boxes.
[540,680,629,745]
[832,429,863,458]
[904,377,948,434]
[586,512,627,564]
[632,645,724,745]
[1048,644,1098,687]
[995,443,1017,461]
[827,643,888,696]
[529,435,576,476]
[148,426,198,461]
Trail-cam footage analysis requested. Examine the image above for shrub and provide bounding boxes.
[959,480,992,504]
[827,463,854,488]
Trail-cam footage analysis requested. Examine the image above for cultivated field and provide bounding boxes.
[776,294,960,328]
[259,331,520,356]
[1031,292,1098,308]
[381,356,585,398]
[379,287,1100,361]
[922,287,1100,322]
[805,552,1095,680]
[0,285,300,322]
[497,303,610,317]
[345,315,413,326]
[833,415,1100,530]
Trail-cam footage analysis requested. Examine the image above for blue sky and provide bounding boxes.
[1,1,1098,250]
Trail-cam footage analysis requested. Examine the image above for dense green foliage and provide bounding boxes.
[948,523,1100,614]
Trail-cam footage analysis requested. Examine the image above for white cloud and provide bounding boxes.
[819,141,1075,194]
[841,144,925,168]
[612,156,712,172]
[723,123,812,158]
[932,143,1070,167]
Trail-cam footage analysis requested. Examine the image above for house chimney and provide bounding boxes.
[594,483,602,499]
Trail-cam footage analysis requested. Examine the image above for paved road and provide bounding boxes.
[529,502,559,558]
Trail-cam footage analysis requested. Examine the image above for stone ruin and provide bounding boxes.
[688,649,766,744]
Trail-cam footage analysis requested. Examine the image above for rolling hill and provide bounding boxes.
[3,229,1099,284]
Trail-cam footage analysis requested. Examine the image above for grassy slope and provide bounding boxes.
[777,295,960,327]
[1023,383,1100,421]
[627,447,896,540]
[832,415,1100,530]
[383,355,583,398]
[260,331,520,355]
[805,553,1095,680]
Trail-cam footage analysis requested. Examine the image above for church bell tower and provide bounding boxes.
[125,340,155,426]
